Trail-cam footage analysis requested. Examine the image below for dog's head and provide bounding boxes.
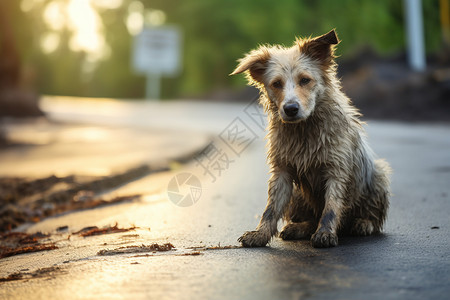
[231,30,339,123]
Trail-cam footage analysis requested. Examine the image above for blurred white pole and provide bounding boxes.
[404,0,426,71]
[146,73,161,100]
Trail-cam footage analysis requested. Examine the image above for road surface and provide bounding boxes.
[1,96,449,300]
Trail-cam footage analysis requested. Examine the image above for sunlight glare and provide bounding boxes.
[38,0,124,69]
[92,0,124,9]
[20,0,44,12]
[67,0,104,54]
[43,1,66,31]
[126,12,144,35]
[128,1,144,14]
[126,1,144,35]
[40,32,61,54]
[146,10,166,26]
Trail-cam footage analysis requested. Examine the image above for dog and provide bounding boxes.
[231,29,391,248]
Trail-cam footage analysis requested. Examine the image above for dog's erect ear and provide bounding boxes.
[315,29,339,45]
[230,47,270,84]
[299,29,339,64]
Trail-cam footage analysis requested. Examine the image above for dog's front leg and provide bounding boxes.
[311,177,346,248]
[239,169,293,247]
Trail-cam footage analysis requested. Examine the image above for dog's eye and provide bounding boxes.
[272,80,283,89]
[299,78,311,85]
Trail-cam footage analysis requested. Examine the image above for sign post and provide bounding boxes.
[146,73,161,100]
[132,26,181,100]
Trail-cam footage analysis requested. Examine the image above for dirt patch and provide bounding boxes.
[97,243,175,256]
[0,164,159,232]
[0,243,58,259]
[0,232,58,259]
[205,245,241,250]
[338,50,450,122]
[188,245,242,251]
[177,251,202,256]
[0,224,143,259]
[0,266,62,283]
[97,243,243,257]
[74,224,137,238]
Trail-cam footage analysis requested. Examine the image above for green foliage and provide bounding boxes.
[5,0,444,99]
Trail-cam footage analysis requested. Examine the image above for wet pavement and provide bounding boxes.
[1,97,449,299]
[0,117,209,177]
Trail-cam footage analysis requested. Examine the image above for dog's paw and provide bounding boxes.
[350,218,375,236]
[280,222,315,240]
[311,230,338,248]
[238,231,269,247]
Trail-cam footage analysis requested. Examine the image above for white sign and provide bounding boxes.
[132,26,182,76]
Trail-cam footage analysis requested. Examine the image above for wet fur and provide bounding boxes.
[232,30,391,248]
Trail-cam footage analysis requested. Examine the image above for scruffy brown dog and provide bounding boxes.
[231,30,391,248]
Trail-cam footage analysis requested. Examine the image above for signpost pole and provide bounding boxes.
[132,26,181,100]
[146,72,161,100]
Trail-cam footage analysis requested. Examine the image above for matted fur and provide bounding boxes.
[232,30,391,248]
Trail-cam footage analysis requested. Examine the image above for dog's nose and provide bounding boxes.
[283,103,299,117]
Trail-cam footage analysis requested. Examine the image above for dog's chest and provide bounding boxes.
[271,125,328,172]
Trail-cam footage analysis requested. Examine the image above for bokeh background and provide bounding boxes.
[0,1,446,94]
[0,0,449,123]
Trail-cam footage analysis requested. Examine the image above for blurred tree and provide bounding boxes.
[0,1,42,117]
[0,1,21,90]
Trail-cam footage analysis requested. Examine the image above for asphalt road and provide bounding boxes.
[1,97,449,299]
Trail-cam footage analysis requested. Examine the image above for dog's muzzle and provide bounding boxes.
[283,102,299,117]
